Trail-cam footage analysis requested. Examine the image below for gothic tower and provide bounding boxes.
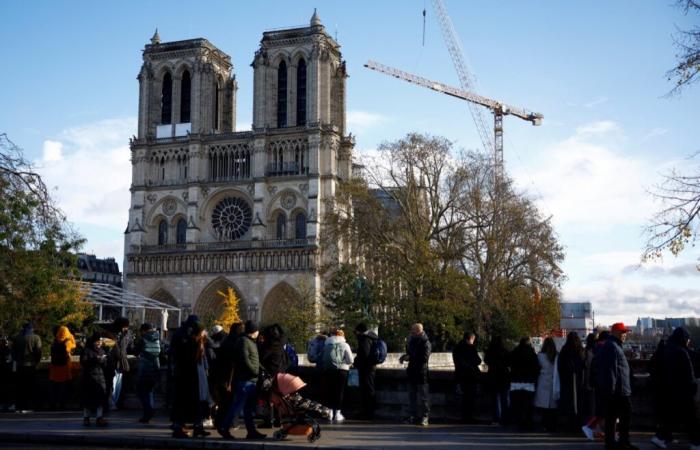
[123,12,354,328]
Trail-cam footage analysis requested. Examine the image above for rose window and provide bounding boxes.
[211,197,252,240]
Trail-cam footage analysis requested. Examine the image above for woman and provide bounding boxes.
[170,315,204,438]
[321,328,353,422]
[80,333,108,427]
[534,337,559,431]
[557,331,585,432]
[509,337,540,430]
[49,325,76,410]
[193,323,212,437]
[484,335,510,424]
[259,324,289,428]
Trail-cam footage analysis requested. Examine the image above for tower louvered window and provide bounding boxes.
[296,59,306,126]
[161,73,172,124]
[180,70,191,123]
[277,61,287,128]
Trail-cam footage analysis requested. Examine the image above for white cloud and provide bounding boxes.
[347,110,389,133]
[583,96,609,109]
[36,117,135,233]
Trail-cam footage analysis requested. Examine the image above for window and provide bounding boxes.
[180,70,191,123]
[295,213,306,239]
[158,219,168,245]
[276,213,286,240]
[296,59,306,126]
[161,73,172,124]
[176,218,187,244]
[277,61,287,127]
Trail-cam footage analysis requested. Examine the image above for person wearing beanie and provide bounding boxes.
[218,320,266,440]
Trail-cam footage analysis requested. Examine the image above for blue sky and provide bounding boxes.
[2,1,699,326]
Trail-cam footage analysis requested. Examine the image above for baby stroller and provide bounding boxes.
[267,373,331,442]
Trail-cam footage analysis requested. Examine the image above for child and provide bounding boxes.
[80,333,108,426]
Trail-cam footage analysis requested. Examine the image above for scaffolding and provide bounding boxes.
[75,281,182,330]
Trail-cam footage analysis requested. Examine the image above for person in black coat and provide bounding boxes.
[653,327,699,448]
[452,332,482,423]
[80,333,108,427]
[354,323,379,419]
[484,335,510,424]
[509,337,539,430]
[558,331,585,431]
[399,323,432,426]
[169,315,202,438]
[212,322,243,429]
[259,324,289,428]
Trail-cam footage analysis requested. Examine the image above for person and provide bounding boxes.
[582,330,609,440]
[259,323,289,427]
[213,322,243,429]
[652,327,699,450]
[508,337,539,431]
[399,323,432,426]
[484,335,510,425]
[49,325,76,410]
[80,333,108,427]
[218,320,266,440]
[169,315,203,438]
[306,330,328,401]
[534,337,559,431]
[135,323,161,424]
[321,328,353,422]
[193,323,212,437]
[558,331,585,432]
[108,317,133,409]
[597,323,637,450]
[12,322,42,413]
[580,332,598,439]
[0,336,15,412]
[354,323,379,419]
[452,331,482,423]
[206,324,227,428]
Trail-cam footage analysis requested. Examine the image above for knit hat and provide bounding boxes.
[244,320,258,335]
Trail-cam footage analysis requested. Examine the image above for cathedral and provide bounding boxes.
[123,11,354,328]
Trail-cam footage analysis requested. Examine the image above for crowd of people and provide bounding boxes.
[0,318,698,449]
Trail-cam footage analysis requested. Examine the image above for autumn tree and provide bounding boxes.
[0,133,91,344]
[216,287,241,331]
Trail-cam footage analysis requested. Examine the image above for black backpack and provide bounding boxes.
[51,340,69,366]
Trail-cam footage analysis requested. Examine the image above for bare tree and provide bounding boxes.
[667,0,700,95]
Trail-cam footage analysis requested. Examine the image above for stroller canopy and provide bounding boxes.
[276,373,306,396]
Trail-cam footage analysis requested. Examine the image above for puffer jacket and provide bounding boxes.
[322,335,353,371]
[137,330,161,382]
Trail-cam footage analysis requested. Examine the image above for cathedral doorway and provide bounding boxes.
[194,277,247,328]
[145,288,180,331]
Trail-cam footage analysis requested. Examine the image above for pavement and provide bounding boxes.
[0,411,669,450]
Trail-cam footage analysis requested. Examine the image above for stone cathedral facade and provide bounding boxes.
[123,11,353,327]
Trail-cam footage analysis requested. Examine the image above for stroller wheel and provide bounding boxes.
[308,431,320,443]
[273,430,287,441]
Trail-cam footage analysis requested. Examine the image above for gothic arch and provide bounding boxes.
[260,281,303,327]
[146,196,188,227]
[145,288,180,330]
[270,51,291,67]
[173,62,192,78]
[194,277,247,324]
[291,50,310,67]
[266,188,306,219]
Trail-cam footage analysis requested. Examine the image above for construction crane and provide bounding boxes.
[364,60,543,178]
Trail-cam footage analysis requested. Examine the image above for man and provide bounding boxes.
[399,323,431,426]
[354,323,379,419]
[13,322,42,413]
[651,327,699,450]
[135,323,161,423]
[452,332,482,423]
[598,323,638,450]
[218,320,266,440]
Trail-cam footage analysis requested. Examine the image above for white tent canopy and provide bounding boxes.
[75,281,182,329]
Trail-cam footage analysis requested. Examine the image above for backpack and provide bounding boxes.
[307,337,325,364]
[50,340,69,366]
[323,342,346,370]
[285,343,299,372]
[370,338,388,365]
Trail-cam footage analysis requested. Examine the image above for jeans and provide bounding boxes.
[604,394,631,446]
[358,367,376,418]
[408,382,430,419]
[136,378,156,418]
[222,380,258,433]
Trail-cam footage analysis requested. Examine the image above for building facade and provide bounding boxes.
[560,302,595,337]
[123,11,353,325]
[77,254,122,287]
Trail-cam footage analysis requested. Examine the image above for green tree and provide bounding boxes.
[0,133,90,344]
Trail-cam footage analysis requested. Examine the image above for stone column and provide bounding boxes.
[172,73,182,125]
[252,136,266,178]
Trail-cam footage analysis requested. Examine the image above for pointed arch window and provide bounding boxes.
[277,61,287,128]
[176,218,187,244]
[276,213,287,240]
[296,59,306,126]
[158,219,168,245]
[180,70,191,123]
[294,213,306,240]
[161,73,172,124]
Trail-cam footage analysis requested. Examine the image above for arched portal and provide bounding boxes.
[260,282,304,327]
[145,288,180,331]
[194,277,247,327]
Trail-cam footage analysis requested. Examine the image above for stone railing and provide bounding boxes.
[134,238,315,255]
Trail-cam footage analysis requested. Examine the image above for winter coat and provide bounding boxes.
[213,332,240,388]
[321,335,353,371]
[557,344,584,414]
[111,330,133,373]
[169,324,200,424]
[509,343,540,385]
[354,331,378,371]
[662,327,697,401]
[534,352,559,409]
[80,345,107,410]
[12,330,42,368]
[233,335,260,382]
[484,346,511,392]
[452,339,482,383]
[583,347,596,391]
[405,332,431,385]
[137,330,161,383]
[260,335,289,376]
[597,335,631,397]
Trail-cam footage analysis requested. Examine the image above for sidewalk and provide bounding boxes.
[0,411,659,449]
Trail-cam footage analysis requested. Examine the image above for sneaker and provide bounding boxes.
[582,425,594,441]
[334,410,345,423]
[650,436,667,449]
[202,418,214,428]
[419,417,429,427]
